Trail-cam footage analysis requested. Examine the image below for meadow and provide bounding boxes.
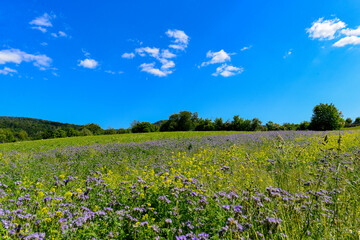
[0,130,359,239]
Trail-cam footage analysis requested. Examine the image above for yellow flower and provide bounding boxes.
[64,191,73,198]
[45,218,52,223]
[38,191,45,198]
[41,207,49,215]
[76,188,82,194]
[59,174,65,180]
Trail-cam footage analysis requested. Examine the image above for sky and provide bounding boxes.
[1,0,360,128]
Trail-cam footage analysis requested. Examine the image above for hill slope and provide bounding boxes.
[0,116,84,140]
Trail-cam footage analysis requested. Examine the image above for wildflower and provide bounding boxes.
[64,191,73,198]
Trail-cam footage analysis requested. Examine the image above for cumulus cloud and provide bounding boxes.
[0,67,17,76]
[307,18,346,40]
[0,48,52,68]
[341,26,360,36]
[139,62,171,77]
[161,49,176,59]
[78,59,98,69]
[201,50,232,67]
[333,36,360,47]
[158,58,175,70]
[122,52,135,59]
[166,29,189,51]
[123,30,188,77]
[212,64,243,77]
[30,13,54,27]
[29,13,55,33]
[135,47,160,58]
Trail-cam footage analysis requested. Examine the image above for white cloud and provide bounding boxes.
[159,58,175,70]
[333,36,360,47]
[307,18,346,40]
[0,49,52,68]
[135,47,160,58]
[31,26,47,33]
[166,29,189,51]
[0,67,17,76]
[78,59,98,69]
[139,62,171,77]
[51,31,68,38]
[201,50,232,67]
[121,52,135,59]
[212,64,243,77]
[241,45,252,51]
[41,42,48,46]
[30,13,54,28]
[161,49,176,59]
[341,26,360,36]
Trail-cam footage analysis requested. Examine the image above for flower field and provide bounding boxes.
[0,131,360,239]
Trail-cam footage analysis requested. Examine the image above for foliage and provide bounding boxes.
[131,122,159,133]
[310,103,344,130]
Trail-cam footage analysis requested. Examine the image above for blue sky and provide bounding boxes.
[1,0,360,128]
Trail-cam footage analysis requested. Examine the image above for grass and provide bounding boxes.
[344,125,360,130]
[0,131,242,153]
[1,130,360,239]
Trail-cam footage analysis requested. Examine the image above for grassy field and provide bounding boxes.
[0,131,241,153]
[0,130,360,239]
[344,126,360,130]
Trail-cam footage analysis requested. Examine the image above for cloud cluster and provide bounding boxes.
[0,48,52,69]
[29,13,55,33]
[78,59,98,69]
[200,49,243,77]
[201,50,232,67]
[166,29,189,51]
[307,17,360,47]
[30,13,68,38]
[122,29,189,77]
[212,64,243,77]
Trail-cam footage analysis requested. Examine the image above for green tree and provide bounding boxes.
[298,121,310,130]
[83,123,104,135]
[345,118,353,124]
[132,122,159,133]
[17,130,29,141]
[251,118,262,131]
[53,129,67,138]
[0,129,15,143]
[309,103,344,131]
[354,117,360,125]
[104,128,117,135]
[214,118,224,130]
[80,128,93,136]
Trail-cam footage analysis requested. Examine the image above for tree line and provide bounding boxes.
[0,103,359,143]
